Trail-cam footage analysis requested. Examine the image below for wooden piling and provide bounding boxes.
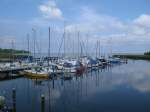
[41,94,45,112]
[12,88,16,112]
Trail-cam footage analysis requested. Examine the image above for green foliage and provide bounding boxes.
[0,48,30,54]
[0,53,12,58]
[144,51,150,55]
[0,48,30,60]
[114,54,150,60]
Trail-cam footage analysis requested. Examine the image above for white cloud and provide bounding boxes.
[1,3,150,53]
[62,7,150,53]
[39,0,63,20]
[127,14,150,37]
[133,14,150,28]
[65,6,128,49]
[66,6,126,34]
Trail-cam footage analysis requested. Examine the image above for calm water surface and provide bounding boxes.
[0,60,150,112]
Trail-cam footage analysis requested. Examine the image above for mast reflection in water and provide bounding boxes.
[1,60,150,112]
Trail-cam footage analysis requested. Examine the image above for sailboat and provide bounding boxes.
[24,67,50,79]
[23,28,51,79]
[56,58,79,73]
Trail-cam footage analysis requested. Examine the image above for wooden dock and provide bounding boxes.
[0,66,36,80]
[0,67,31,74]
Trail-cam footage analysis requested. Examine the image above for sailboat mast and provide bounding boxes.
[98,40,101,57]
[80,41,83,57]
[27,34,30,58]
[86,33,89,57]
[77,31,80,59]
[73,32,75,57]
[11,40,15,62]
[32,28,36,58]
[48,27,51,65]
[63,22,66,57]
[110,37,112,57]
[96,41,98,58]
[48,27,51,58]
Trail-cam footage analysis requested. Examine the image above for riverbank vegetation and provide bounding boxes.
[0,48,30,62]
[114,51,150,60]
[144,51,150,55]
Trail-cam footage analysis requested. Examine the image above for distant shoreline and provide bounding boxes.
[0,48,30,62]
[114,54,150,60]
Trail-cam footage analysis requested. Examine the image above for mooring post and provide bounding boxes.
[60,68,64,86]
[41,94,45,112]
[52,75,55,89]
[12,88,16,112]
[52,67,55,89]
[0,96,5,110]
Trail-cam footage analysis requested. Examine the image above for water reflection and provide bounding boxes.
[0,60,150,112]
[111,60,150,93]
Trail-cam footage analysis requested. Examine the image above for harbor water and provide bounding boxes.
[0,60,150,112]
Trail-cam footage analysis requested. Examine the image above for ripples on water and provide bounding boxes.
[1,60,150,112]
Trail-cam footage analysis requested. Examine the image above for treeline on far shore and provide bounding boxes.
[144,51,150,55]
[114,51,150,60]
[0,48,30,61]
[0,48,29,54]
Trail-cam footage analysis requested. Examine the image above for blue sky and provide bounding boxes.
[0,0,150,54]
[0,0,149,20]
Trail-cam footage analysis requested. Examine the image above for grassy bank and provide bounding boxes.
[114,54,150,60]
[0,48,30,62]
[0,53,31,62]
